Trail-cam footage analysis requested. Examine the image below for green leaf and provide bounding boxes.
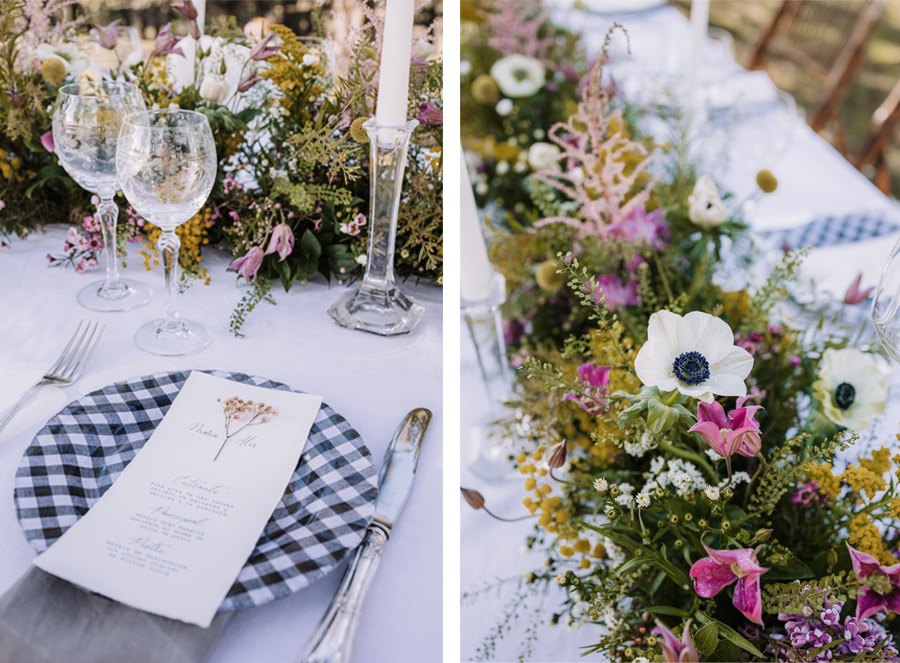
[644,605,691,618]
[696,612,764,659]
[765,553,815,581]
[695,621,719,656]
[295,230,322,280]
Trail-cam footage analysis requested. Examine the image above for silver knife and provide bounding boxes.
[300,408,432,663]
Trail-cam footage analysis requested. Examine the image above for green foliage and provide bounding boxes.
[228,277,275,337]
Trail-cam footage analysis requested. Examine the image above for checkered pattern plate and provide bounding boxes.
[13,370,378,612]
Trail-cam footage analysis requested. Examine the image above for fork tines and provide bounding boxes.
[47,320,105,383]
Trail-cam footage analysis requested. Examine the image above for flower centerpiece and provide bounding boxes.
[461,0,587,225]
[464,42,898,663]
[0,0,443,335]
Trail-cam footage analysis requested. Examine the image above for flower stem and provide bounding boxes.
[482,506,535,523]
[658,438,718,483]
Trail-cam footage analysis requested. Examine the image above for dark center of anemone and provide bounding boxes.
[834,382,856,410]
[672,351,710,386]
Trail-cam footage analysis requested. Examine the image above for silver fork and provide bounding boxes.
[0,320,105,437]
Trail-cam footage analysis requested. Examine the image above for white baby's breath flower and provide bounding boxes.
[813,348,886,431]
[634,310,753,402]
[495,98,513,116]
[593,477,608,494]
[302,53,316,66]
[688,175,728,229]
[490,54,545,97]
[704,486,720,501]
[636,491,652,509]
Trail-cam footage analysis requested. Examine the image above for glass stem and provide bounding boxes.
[97,197,125,295]
[159,230,182,331]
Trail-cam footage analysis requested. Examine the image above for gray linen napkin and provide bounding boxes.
[0,568,231,663]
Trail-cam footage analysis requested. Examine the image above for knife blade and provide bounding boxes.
[300,408,432,663]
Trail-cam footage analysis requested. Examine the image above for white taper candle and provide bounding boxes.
[685,0,710,122]
[375,0,414,126]
[460,153,495,302]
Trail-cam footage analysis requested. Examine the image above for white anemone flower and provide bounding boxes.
[688,176,727,229]
[490,54,546,98]
[634,310,753,402]
[813,348,886,431]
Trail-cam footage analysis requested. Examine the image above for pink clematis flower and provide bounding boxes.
[653,620,700,663]
[149,24,184,61]
[563,362,611,416]
[229,246,264,283]
[237,68,260,93]
[93,20,121,50]
[847,544,900,620]
[689,396,763,459]
[590,274,639,311]
[843,272,874,305]
[250,33,281,61]
[265,223,295,261]
[173,0,200,39]
[689,545,768,625]
[41,131,54,153]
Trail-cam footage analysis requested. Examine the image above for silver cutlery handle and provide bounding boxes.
[301,523,390,663]
[0,384,42,438]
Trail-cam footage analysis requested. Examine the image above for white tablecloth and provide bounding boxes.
[0,226,442,663]
[461,3,899,661]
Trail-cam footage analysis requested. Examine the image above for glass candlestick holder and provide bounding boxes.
[328,117,425,336]
[463,272,518,481]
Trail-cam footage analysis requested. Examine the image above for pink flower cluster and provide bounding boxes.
[563,362,611,416]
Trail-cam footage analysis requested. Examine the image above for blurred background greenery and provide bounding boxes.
[675,0,900,197]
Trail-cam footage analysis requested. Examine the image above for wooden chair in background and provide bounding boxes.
[854,78,900,194]
[749,0,884,155]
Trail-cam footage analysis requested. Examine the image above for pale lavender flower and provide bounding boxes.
[93,20,120,50]
[265,223,295,261]
[250,33,280,61]
[230,246,264,283]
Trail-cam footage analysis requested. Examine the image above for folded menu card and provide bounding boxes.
[34,371,323,627]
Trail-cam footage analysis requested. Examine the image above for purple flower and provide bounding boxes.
[590,274,638,311]
[237,68,260,93]
[416,101,442,126]
[848,544,900,620]
[265,223,294,261]
[503,318,525,347]
[689,545,768,625]
[93,20,121,50]
[173,0,200,39]
[230,246,264,283]
[791,482,821,506]
[563,362,611,416]
[653,620,699,663]
[608,205,668,249]
[149,23,184,60]
[41,131,54,153]
[250,33,281,61]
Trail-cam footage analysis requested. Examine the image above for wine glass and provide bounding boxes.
[116,110,217,356]
[52,81,152,311]
[873,235,900,364]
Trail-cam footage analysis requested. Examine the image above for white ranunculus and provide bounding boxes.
[199,76,230,103]
[688,175,728,229]
[634,310,753,402]
[35,43,88,76]
[495,98,513,116]
[527,142,561,171]
[490,54,545,98]
[813,348,886,431]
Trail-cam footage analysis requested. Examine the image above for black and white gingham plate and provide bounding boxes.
[13,370,378,612]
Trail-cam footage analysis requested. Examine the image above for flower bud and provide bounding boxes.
[460,487,484,510]
[755,528,773,543]
[547,440,567,469]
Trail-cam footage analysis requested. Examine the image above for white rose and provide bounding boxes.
[527,142,561,171]
[495,98,513,116]
[688,176,728,229]
[490,54,545,98]
[199,76,230,103]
